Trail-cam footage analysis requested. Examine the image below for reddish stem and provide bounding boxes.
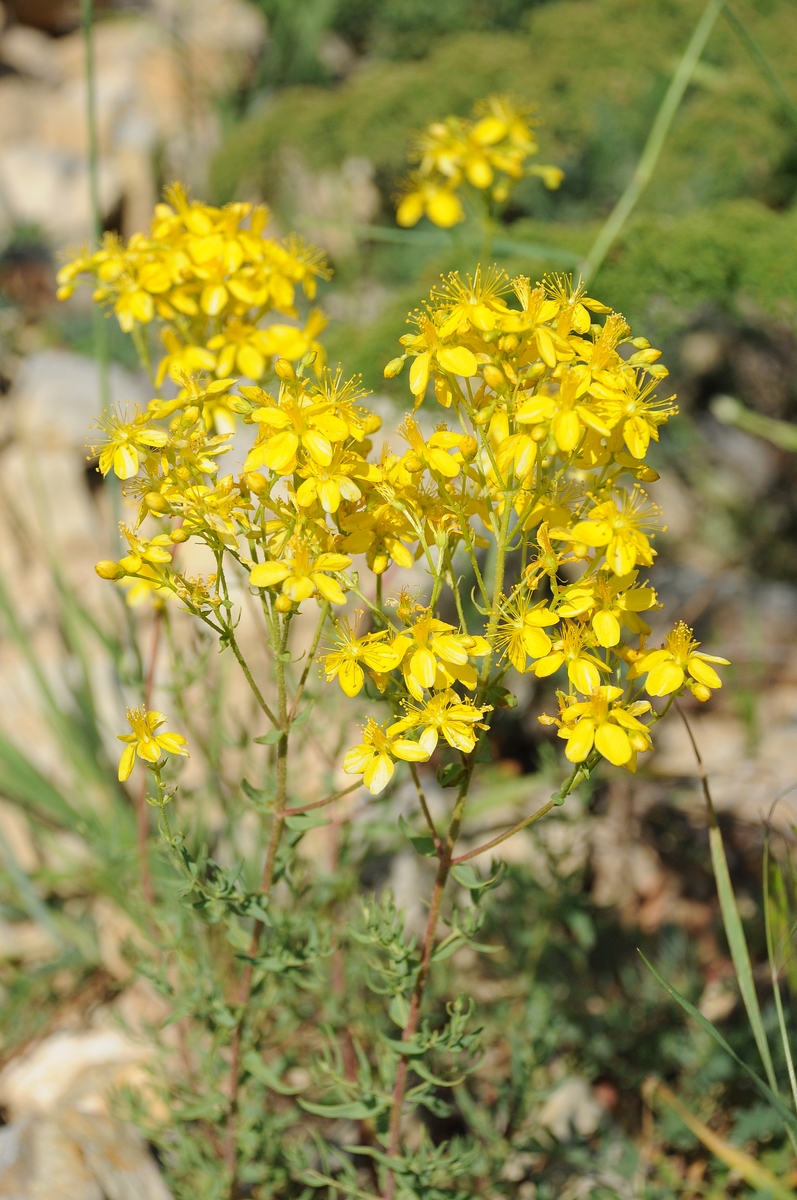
[136,611,161,904]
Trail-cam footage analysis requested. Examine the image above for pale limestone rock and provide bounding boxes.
[0,1110,172,1199]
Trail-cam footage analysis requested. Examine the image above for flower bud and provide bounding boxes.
[371,552,389,575]
[243,470,268,494]
[170,528,189,543]
[483,364,505,390]
[691,683,712,702]
[383,356,405,379]
[636,466,660,482]
[363,412,382,434]
[144,491,169,513]
[274,594,293,612]
[184,405,200,424]
[95,560,125,580]
[274,358,294,380]
[228,395,252,415]
[459,435,478,459]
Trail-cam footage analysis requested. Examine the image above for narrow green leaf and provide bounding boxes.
[298,1099,386,1120]
[640,952,797,1134]
[707,815,777,1090]
[254,728,282,745]
[242,1051,305,1095]
[284,811,332,832]
[398,813,436,857]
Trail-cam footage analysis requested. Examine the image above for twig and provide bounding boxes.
[451,798,555,864]
[283,781,361,816]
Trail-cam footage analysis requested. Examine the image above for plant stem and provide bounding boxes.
[384,767,474,1200]
[721,3,797,132]
[135,611,161,903]
[225,615,291,1194]
[452,797,555,864]
[225,623,280,728]
[80,0,110,409]
[287,600,329,722]
[580,0,723,281]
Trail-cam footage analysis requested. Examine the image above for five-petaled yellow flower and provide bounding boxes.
[636,622,729,701]
[343,718,430,795]
[117,708,189,781]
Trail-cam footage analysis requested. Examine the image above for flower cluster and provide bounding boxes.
[58,185,330,410]
[396,95,564,229]
[86,249,727,793]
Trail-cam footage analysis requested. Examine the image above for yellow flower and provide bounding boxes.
[322,615,404,696]
[249,544,351,606]
[117,708,188,781]
[636,622,729,700]
[541,685,652,769]
[396,175,465,229]
[390,611,489,701]
[343,717,430,795]
[399,417,465,479]
[552,488,660,576]
[495,595,560,672]
[557,571,658,648]
[92,410,168,480]
[531,621,610,694]
[389,690,491,755]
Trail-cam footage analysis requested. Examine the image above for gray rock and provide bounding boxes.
[0,1110,172,1200]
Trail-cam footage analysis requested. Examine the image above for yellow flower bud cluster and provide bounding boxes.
[58,184,331,413]
[396,95,564,229]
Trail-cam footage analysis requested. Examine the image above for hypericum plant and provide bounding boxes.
[64,185,730,1199]
[57,183,331,403]
[396,94,564,230]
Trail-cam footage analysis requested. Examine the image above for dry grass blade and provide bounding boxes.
[645,1076,797,1200]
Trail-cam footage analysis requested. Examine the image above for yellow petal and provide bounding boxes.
[118,743,136,782]
[363,753,394,795]
[594,722,632,765]
[409,352,431,397]
[568,657,601,694]
[410,646,438,689]
[592,609,621,648]
[645,661,685,697]
[392,739,431,762]
[437,346,478,377]
[261,431,299,472]
[565,719,594,762]
[343,745,373,774]
[687,659,722,690]
[338,659,365,697]
[312,573,346,605]
[249,562,290,588]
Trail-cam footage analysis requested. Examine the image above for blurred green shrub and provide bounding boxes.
[217,0,797,222]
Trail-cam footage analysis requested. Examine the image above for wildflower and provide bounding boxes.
[495,595,560,672]
[390,690,491,754]
[396,175,465,229]
[531,621,610,694]
[390,610,489,701]
[117,708,188,781]
[557,571,658,648]
[636,622,729,700]
[553,488,660,575]
[540,686,652,768]
[343,717,430,794]
[92,410,168,480]
[322,615,404,696]
[248,544,351,606]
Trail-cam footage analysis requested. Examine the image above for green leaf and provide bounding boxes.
[379,1032,426,1057]
[298,1099,386,1120]
[284,811,332,832]
[242,1051,305,1095]
[640,952,797,1134]
[437,762,466,789]
[241,778,272,805]
[707,809,777,1089]
[398,813,436,857]
[389,993,409,1029]
[254,728,282,745]
[291,702,315,727]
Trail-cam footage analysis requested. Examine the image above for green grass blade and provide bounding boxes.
[765,837,797,1117]
[641,952,797,1134]
[712,395,797,452]
[707,808,778,1091]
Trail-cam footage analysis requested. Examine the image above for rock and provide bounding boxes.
[0,1109,172,1199]
[538,1077,604,1141]
[0,25,61,83]
[0,1028,152,1119]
